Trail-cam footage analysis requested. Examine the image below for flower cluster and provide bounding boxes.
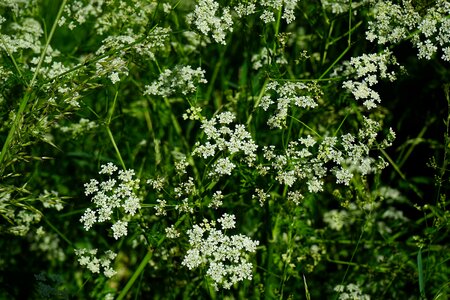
[367,0,450,61]
[30,227,66,262]
[143,65,207,97]
[334,283,370,300]
[342,50,400,109]
[80,163,141,240]
[186,0,233,44]
[74,248,117,278]
[259,81,321,129]
[181,215,259,290]
[58,118,98,137]
[192,111,258,175]
[321,0,371,15]
[261,126,391,193]
[187,0,300,44]
[260,0,300,24]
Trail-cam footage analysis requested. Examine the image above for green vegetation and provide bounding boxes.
[0,0,449,299]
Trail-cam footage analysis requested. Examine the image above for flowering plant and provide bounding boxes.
[0,0,449,299]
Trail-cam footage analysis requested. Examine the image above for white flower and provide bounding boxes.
[165,225,180,239]
[109,72,120,84]
[80,208,97,231]
[123,195,140,215]
[75,248,117,278]
[143,65,207,97]
[210,157,235,177]
[99,162,118,175]
[218,213,236,229]
[209,190,224,208]
[111,220,128,239]
[181,218,259,290]
[187,0,234,44]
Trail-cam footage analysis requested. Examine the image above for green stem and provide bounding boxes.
[117,215,187,299]
[44,216,73,246]
[272,6,282,53]
[319,44,351,80]
[0,35,23,78]
[106,127,126,170]
[116,247,155,300]
[246,79,269,126]
[105,90,126,169]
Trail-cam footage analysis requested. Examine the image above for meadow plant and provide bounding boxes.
[0,0,449,299]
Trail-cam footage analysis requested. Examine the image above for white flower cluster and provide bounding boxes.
[1,17,42,53]
[143,65,207,97]
[38,189,65,211]
[30,227,66,262]
[0,13,72,81]
[58,118,98,137]
[334,283,370,300]
[252,188,270,207]
[262,126,391,192]
[181,215,259,290]
[259,81,320,129]
[62,0,155,35]
[342,50,400,109]
[187,0,233,44]
[321,0,371,15]
[74,248,117,278]
[187,0,300,44]
[367,0,450,61]
[260,0,300,24]
[323,209,350,231]
[61,0,104,30]
[208,190,224,209]
[192,111,258,177]
[80,163,141,240]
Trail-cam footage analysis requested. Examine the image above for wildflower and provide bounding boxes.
[154,199,167,216]
[75,248,117,278]
[187,0,234,44]
[217,213,236,229]
[209,191,224,208]
[111,220,128,240]
[165,225,180,238]
[181,216,259,290]
[80,208,96,231]
[209,157,236,177]
[80,163,141,240]
[143,65,207,97]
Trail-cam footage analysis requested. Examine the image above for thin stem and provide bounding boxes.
[116,248,155,300]
[116,215,186,299]
[106,127,125,170]
[0,35,23,78]
[105,90,126,169]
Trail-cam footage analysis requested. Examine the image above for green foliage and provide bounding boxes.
[0,0,449,299]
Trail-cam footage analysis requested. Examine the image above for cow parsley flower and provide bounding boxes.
[187,0,234,44]
[80,163,141,239]
[111,220,128,240]
[143,65,207,97]
[181,216,259,290]
[75,248,117,278]
[261,81,320,129]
